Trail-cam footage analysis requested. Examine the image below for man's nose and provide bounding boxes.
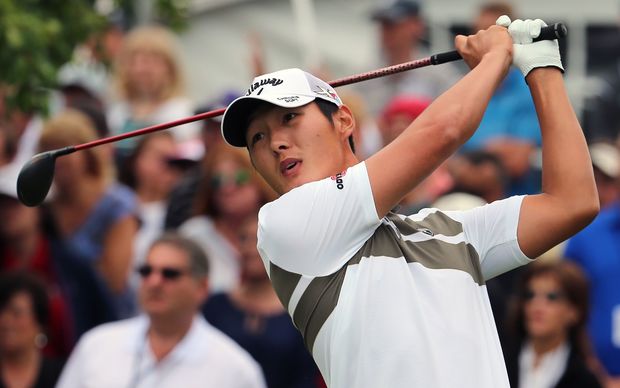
[269,129,290,153]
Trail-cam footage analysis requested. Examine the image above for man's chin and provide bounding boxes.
[141,302,169,316]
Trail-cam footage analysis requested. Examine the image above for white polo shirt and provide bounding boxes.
[56,315,266,388]
[257,161,532,388]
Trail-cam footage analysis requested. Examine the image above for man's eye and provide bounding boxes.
[250,132,265,146]
[282,112,297,124]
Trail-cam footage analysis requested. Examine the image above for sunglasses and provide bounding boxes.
[137,264,188,281]
[210,170,251,189]
[523,290,565,302]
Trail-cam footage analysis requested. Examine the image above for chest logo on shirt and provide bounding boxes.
[418,228,434,236]
[330,170,347,190]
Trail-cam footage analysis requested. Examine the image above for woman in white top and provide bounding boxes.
[504,261,602,388]
[179,144,276,293]
[107,25,200,164]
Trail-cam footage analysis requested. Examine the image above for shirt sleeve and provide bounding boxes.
[445,195,532,280]
[257,162,381,276]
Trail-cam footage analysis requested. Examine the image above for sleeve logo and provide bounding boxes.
[330,170,347,190]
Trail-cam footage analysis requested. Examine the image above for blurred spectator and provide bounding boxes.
[107,25,200,164]
[564,169,620,385]
[178,144,276,293]
[0,272,65,388]
[56,233,266,388]
[164,92,240,230]
[203,213,320,388]
[356,0,461,116]
[375,95,452,213]
[0,121,17,168]
[589,142,620,209]
[377,95,431,147]
[447,150,509,204]
[503,261,602,388]
[56,59,108,113]
[582,59,620,142]
[0,88,44,184]
[0,184,73,358]
[118,132,182,288]
[462,2,542,196]
[38,109,139,336]
[430,192,486,211]
[70,100,111,139]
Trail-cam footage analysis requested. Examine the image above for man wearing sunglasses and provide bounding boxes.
[57,234,266,388]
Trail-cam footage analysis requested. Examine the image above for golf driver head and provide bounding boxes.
[17,147,73,207]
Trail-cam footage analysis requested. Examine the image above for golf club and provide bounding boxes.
[17,23,567,207]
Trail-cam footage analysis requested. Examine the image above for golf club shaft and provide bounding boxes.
[71,22,566,152]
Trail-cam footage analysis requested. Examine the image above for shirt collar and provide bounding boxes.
[125,314,207,364]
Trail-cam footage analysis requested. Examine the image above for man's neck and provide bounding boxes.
[236,279,284,314]
[148,314,194,361]
[530,334,566,367]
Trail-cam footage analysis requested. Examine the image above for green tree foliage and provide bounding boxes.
[0,0,189,116]
[115,0,190,32]
[0,0,104,115]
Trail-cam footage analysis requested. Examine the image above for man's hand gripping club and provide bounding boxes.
[496,15,564,78]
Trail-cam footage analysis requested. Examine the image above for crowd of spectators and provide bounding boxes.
[1,1,619,387]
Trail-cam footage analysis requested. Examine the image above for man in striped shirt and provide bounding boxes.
[220,17,599,388]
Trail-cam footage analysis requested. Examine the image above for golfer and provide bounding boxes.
[220,17,599,388]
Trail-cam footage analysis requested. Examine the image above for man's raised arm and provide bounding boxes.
[366,25,513,218]
[506,19,599,258]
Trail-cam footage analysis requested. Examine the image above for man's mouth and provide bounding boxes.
[280,158,302,177]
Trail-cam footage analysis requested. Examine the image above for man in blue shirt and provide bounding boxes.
[565,196,620,384]
[463,3,541,196]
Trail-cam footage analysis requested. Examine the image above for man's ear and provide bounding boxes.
[335,105,356,141]
[195,277,209,305]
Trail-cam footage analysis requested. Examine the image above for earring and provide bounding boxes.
[34,333,48,349]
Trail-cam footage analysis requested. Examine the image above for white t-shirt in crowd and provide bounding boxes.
[130,200,168,290]
[56,315,266,388]
[519,341,571,388]
[257,161,532,388]
[107,96,201,143]
[179,216,240,293]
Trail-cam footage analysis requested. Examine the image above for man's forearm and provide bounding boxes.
[528,68,598,215]
[516,68,599,258]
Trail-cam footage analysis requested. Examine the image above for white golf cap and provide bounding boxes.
[221,68,342,147]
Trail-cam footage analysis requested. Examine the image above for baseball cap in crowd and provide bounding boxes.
[589,142,619,179]
[381,95,431,122]
[57,61,108,103]
[221,68,342,147]
[371,0,421,23]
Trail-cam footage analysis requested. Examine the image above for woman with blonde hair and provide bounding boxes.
[107,25,199,164]
[179,144,277,293]
[38,109,139,337]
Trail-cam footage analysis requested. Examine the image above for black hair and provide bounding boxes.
[69,100,110,138]
[314,99,356,154]
[244,99,356,154]
[0,271,49,328]
[462,150,509,188]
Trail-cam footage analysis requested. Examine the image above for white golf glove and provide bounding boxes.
[496,15,564,77]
